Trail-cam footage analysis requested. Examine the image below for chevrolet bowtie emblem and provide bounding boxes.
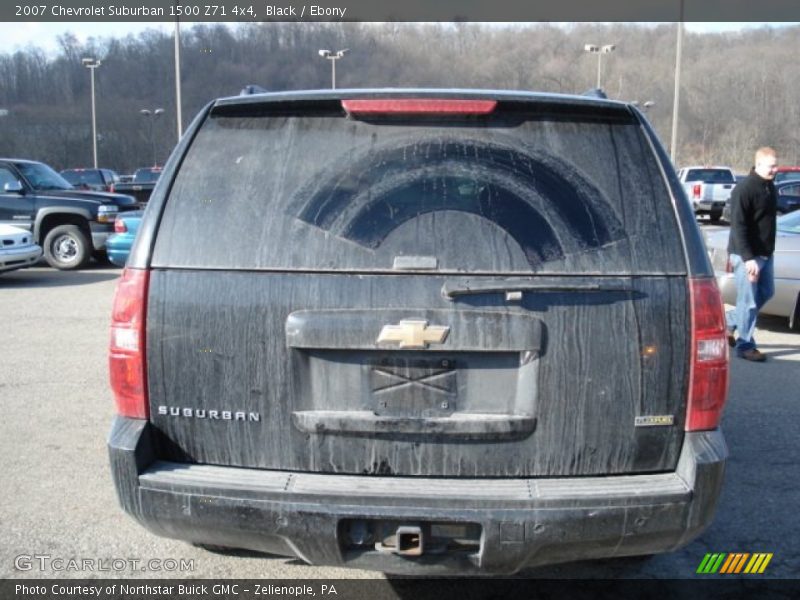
[376,319,450,349]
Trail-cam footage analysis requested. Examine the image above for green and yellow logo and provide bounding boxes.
[696,552,773,574]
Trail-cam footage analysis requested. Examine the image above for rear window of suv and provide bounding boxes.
[61,169,104,185]
[684,169,735,184]
[133,169,161,183]
[775,170,800,184]
[153,100,686,275]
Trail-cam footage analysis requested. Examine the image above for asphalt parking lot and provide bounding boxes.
[1,223,798,581]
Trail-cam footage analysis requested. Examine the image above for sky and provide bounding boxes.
[0,22,797,55]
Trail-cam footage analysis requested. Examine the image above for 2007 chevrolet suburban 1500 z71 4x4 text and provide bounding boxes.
[108,90,729,575]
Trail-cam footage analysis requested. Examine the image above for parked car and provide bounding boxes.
[707,211,800,330]
[0,158,138,269]
[722,179,800,223]
[0,223,42,273]
[109,90,729,575]
[112,167,162,205]
[676,166,736,222]
[60,168,120,192]
[775,181,800,214]
[774,166,800,184]
[106,211,143,266]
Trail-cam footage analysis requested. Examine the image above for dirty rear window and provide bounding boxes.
[153,105,686,274]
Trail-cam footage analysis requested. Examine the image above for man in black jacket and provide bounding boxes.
[726,147,778,362]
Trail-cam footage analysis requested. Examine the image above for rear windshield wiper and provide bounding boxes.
[442,278,634,300]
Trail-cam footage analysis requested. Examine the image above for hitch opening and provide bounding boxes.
[341,519,481,558]
[396,525,424,556]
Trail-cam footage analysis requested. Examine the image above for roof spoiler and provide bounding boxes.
[582,88,608,99]
[239,84,269,95]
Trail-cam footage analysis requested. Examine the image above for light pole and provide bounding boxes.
[82,57,101,168]
[584,44,615,90]
[174,2,183,141]
[670,14,684,164]
[318,49,349,89]
[140,108,165,166]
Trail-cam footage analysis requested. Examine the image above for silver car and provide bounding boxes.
[706,211,800,329]
[0,224,42,274]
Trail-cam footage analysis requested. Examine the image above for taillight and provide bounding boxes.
[341,99,498,116]
[109,184,115,193]
[692,184,702,199]
[686,277,729,431]
[109,268,149,419]
[114,218,128,234]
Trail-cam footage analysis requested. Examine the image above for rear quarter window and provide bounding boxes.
[779,185,800,196]
[153,102,686,275]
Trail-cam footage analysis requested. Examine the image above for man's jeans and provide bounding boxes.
[725,254,775,354]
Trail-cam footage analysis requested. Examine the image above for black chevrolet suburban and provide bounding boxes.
[108,90,730,575]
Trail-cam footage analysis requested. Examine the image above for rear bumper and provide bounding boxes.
[109,417,726,575]
[692,200,725,215]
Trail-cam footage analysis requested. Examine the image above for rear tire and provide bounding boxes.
[709,213,722,223]
[43,224,91,270]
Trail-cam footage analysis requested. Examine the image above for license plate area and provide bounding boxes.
[292,350,537,439]
[370,357,457,417]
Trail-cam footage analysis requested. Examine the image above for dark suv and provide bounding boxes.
[108,90,729,575]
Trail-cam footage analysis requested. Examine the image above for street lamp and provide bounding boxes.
[584,44,615,90]
[670,17,684,164]
[140,108,165,166]
[318,49,349,89]
[82,57,101,168]
[174,1,183,141]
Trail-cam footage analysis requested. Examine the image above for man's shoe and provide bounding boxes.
[739,348,767,362]
[727,333,736,348]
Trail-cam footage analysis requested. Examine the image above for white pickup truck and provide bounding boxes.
[676,166,737,222]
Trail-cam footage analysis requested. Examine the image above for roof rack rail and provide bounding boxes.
[239,84,269,95]
[582,88,608,99]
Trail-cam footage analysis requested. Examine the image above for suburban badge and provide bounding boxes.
[634,415,675,427]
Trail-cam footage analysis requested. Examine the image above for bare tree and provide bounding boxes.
[1,22,799,173]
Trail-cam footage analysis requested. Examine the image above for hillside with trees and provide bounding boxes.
[1,22,798,173]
